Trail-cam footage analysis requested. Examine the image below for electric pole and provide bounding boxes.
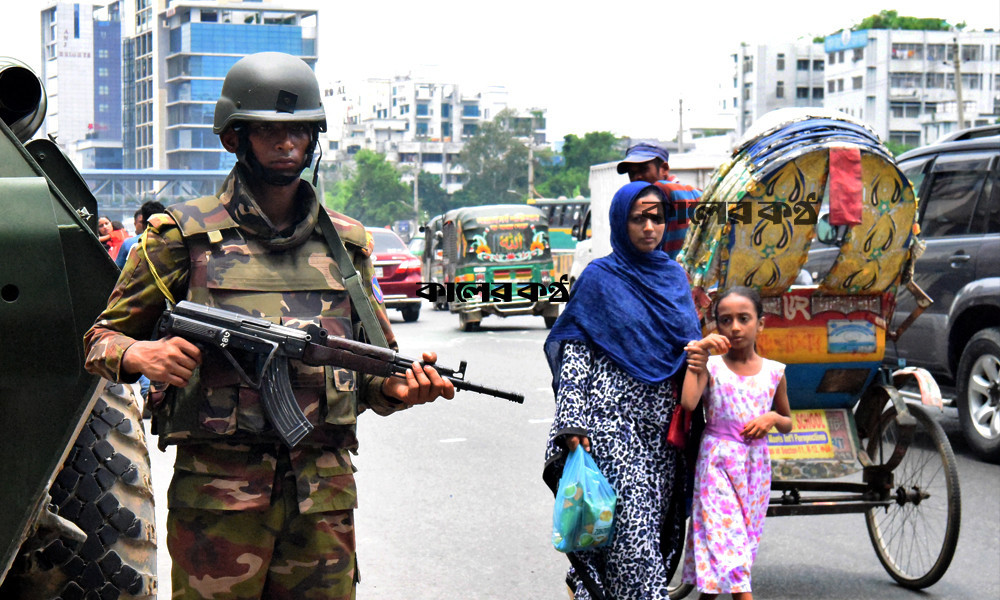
[953,36,965,130]
[678,98,685,153]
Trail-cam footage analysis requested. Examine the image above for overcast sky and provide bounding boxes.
[1,0,997,142]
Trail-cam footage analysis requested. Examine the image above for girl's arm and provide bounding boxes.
[680,362,709,411]
[741,374,793,438]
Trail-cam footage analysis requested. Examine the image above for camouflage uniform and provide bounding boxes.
[84,164,405,599]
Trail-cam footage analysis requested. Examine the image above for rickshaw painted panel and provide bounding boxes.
[770,409,863,480]
[722,152,828,293]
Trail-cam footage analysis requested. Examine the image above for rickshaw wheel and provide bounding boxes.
[667,517,694,599]
[864,403,960,589]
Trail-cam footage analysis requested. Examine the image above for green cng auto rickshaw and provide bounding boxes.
[438,204,562,331]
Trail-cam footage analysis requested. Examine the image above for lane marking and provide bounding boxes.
[439,438,467,443]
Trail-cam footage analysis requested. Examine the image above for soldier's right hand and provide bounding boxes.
[122,337,202,387]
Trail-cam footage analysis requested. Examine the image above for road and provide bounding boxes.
[146,303,1000,599]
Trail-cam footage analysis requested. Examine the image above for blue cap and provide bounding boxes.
[617,142,670,174]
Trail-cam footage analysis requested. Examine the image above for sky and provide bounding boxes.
[1,0,997,143]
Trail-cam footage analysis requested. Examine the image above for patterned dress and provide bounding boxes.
[682,355,785,594]
[547,341,685,600]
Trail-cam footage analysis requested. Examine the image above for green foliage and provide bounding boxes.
[414,171,456,220]
[852,10,952,32]
[454,108,529,206]
[338,149,413,226]
[535,131,621,198]
[884,140,918,157]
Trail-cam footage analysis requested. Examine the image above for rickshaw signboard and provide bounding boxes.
[768,409,858,461]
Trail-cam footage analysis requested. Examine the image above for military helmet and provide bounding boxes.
[213,52,327,134]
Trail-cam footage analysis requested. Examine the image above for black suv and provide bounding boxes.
[808,125,1000,461]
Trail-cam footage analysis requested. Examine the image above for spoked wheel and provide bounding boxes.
[864,403,960,589]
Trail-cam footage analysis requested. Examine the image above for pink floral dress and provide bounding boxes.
[681,355,785,594]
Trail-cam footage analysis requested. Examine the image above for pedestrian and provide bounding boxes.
[97,215,127,259]
[84,51,454,600]
[115,200,166,270]
[617,142,701,260]
[542,181,707,599]
[680,286,792,599]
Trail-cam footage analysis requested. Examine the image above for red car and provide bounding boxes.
[366,227,422,322]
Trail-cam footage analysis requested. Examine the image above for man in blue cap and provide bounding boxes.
[616,141,679,184]
[617,142,700,259]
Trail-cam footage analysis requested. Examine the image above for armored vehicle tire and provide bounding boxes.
[2,381,157,599]
[401,304,420,323]
[955,327,1000,463]
[864,403,960,589]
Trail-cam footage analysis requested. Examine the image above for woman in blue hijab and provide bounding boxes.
[544,181,703,600]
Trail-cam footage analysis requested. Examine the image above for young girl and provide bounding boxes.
[680,286,793,599]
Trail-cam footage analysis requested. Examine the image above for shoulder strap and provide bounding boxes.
[316,209,388,348]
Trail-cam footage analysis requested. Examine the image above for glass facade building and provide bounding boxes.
[160,3,318,170]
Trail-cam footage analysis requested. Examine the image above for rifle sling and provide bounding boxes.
[316,209,389,349]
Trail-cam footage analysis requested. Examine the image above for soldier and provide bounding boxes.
[83,52,454,599]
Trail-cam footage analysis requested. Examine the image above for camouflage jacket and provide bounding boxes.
[84,165,404,513]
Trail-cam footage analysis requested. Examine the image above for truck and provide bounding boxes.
[0,58,157,598]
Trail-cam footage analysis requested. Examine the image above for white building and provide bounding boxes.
[322,74,545,193]
[823,28,1000,146]
[730,41,827,136]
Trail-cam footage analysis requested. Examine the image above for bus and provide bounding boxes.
[526,197,589,280]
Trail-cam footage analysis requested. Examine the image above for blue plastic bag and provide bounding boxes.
[552,446,617,553]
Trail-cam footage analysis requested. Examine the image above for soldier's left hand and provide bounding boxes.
[383,351,455,405]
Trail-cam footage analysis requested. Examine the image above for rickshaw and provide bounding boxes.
[671,108,960,596]
[439,204,561,331]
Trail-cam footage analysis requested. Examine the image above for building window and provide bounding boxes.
[828,80,836,93]
[776,81,784,98]
[441,103,451,118]
[891,43,923,59]
[838,50,844,63]
[797,59,809,71]
[98,85,109,96]
[98,49,109,59]
[416,102,429,116]
[416,122,429,135]
[828,51,837,65]
[888,131,920,146]
[961,45,983,62]
[852,48,863,61]
[462,123,478,136]
[812,59,824,71]
[796,86,809,99]
[837,79,844,92]
[852,76,863,90]
[776,53,785,70]
[441,122,451,138]
[961,73,983,90]
[926,44,952,61]
[891,72,922,89]
[812,87,824,100]
[890,102,921,118]
[462,104,479,117]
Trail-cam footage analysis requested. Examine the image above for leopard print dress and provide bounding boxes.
[547,340,685,600]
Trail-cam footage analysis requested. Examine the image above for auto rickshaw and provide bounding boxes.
[437,204,561,331]
[670,108,960,597]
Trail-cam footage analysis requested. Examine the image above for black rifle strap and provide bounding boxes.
[316,208,388,349]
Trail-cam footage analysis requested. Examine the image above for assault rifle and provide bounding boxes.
[157,301,524,447]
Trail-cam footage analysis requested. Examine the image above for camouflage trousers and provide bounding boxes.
[166,463,357,600]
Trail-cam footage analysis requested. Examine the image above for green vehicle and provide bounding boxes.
[0,59,156,598]
[439,205,562,331]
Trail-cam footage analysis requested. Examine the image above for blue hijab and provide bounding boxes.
[545,181,701,386]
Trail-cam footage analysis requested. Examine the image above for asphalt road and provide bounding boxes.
[146,303,1000,599]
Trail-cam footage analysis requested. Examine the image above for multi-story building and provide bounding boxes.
[730,41,827,136]
[323,75,545,193]
[118,0,318,171]
[824,28,1000,146]
[40,1,122,169]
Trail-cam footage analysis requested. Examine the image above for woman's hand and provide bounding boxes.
[685,334,730,374]
[565,435,591,452]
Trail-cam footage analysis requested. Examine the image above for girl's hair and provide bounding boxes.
[714,285,764,322]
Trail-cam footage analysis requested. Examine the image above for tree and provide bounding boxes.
[336,149,413,226]
[455,108,529,206]
[535,131,621,198]
[851,10,952,32]
[414,171,454,219]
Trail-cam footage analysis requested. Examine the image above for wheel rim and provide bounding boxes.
[864,404,960,588]
[966,353,1000,441]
